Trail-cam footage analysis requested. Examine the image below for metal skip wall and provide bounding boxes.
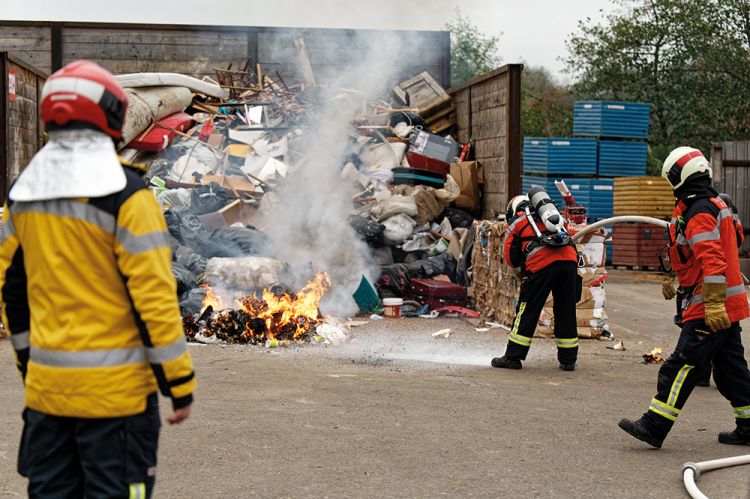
[0,21,451,88]
[0,52,46,203]
[712,141,750,255]
[450,64,523,219]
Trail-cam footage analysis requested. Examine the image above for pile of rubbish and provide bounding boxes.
[114,39,482,344]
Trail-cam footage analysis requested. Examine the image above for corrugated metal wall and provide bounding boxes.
[0,52,46,203]
[0,21,451,89]
[712,141,750,255]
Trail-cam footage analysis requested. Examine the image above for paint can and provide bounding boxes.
[382,298,403,319]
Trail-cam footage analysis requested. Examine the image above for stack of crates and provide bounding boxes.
[521,100,651,263]
[611,176,674,269]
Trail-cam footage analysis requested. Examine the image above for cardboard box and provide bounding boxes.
[197,199,257,228]
[450,161,481,211]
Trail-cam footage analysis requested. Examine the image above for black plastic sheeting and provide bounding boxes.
[172,261,196,296]
[439,207,474,229]
[348,215,386,248]
[377,253,457,297]
[174,245,208,276]
[189,182,229,215]
[166,209,270,258]
[179,287,208,316]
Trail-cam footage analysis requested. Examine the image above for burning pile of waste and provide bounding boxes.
[112,34,481,327]
[183,273,333,346]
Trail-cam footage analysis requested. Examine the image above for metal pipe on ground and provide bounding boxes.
[682,454,750,499]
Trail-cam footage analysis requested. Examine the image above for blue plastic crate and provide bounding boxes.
[588,178,614,219]
[523,137,597,175]
[597,141,648,177]
[573,101,650,139]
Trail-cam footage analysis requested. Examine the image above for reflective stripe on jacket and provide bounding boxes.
[0,166,196,418]
[668,197,749,324]
[503,213,577,273]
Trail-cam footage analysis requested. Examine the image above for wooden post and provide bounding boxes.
[0,52,8,204]
[51,22,63,72]
[506,64,523,199]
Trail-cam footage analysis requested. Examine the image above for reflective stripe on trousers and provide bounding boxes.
[555,337,579,349]
[667,364,694,407]
[735,405,750,419]
[649,397,680,422]
[29,336,187,367]
[129,483,146,499]
[508,302,532,347]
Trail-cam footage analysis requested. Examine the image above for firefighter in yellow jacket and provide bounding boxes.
[0,61,196,498]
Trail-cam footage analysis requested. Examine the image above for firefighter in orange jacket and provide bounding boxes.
[0,61,196,497]
[665,192,746,388]
[491,187,580,371]
[619,147,750,448]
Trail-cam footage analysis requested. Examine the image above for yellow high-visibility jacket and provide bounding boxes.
[0,166,195,418]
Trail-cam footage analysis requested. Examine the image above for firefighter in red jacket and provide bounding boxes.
[491,187,580,371]
[619,147,750,448]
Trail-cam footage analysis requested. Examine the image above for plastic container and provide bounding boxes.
[382,298,403,318]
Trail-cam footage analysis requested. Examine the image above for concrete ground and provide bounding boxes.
[1,271,749,498]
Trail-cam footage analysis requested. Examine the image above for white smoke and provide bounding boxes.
[260,31,425,316]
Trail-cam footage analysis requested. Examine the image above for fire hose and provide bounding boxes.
[682,455,750,498]
[571,216,750,284]
[571,216,670,242]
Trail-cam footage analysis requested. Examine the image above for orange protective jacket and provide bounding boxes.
[503,212,578,273]
[669,196,749,324]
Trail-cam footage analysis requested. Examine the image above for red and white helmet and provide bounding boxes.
[41,60,128,139]
[661,146,712,190]
[506,195,530,221]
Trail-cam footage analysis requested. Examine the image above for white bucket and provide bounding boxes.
[382,297,403,319]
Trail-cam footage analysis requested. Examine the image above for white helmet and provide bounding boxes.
[661,146,712,190]
[506,195,530,221]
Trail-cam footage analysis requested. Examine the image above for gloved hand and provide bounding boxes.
[703,281,731,332]
[661,274,676,300]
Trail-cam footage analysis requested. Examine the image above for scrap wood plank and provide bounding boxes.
[293,35,317,87]
[393,71,452,116]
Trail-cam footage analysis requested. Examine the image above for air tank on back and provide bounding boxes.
[527,185,564,232]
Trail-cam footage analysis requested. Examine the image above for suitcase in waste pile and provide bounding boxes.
[406,151,450,175]
[408,278,467,308]
[392,167,446,189]
[409,130,459,162]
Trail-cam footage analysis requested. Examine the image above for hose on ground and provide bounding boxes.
[683,454,750,498]
[571,216,670,242]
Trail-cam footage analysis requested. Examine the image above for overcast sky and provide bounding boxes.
[5,0,615,81]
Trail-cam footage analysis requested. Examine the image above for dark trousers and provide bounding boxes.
[19,393,160,499]
[504,260,579,365]
[642,321,750,438]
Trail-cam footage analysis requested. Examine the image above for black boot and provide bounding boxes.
[618,418,664,449]
[718,427,750,445]
[560,362,576,371]
[491,356,522,369]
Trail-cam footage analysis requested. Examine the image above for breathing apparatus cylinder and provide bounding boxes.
[527,185,564,232]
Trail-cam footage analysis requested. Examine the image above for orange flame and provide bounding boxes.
[200,283,226,312]
[238,272,332,341]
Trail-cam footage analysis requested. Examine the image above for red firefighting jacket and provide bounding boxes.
[503,212,577,273]
[669,197,749,324]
